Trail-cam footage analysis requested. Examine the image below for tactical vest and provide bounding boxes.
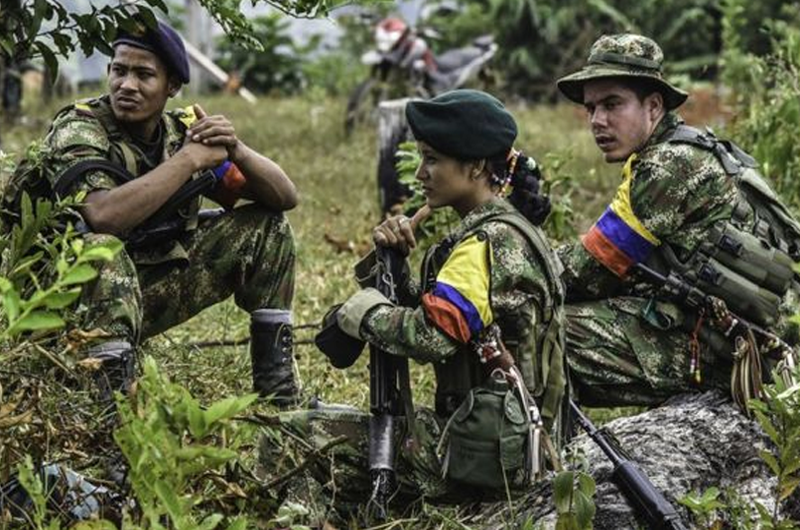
[1,97,204,246]
[652,125,800,329]
[426,210,567,434]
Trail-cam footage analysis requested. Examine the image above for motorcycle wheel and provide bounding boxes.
[344,78,379,137]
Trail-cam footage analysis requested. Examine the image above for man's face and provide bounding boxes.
[582,79,661,163]
[108,44,177,130]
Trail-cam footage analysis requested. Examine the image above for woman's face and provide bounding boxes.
[415,141,492,216]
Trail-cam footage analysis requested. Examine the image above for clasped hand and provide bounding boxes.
[180,104,239,171]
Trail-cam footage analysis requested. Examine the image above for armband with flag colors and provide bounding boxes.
[581,154,661,277]
[211,160,246,210]
[421,234,494,343]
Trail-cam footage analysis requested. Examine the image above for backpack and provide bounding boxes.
[655,125,800,329]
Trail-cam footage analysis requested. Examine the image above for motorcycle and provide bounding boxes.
[344,16,498,136]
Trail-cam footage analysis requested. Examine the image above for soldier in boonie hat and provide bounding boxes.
[557,33,687,110]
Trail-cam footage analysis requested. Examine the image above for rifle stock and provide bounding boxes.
[570,401,688,530]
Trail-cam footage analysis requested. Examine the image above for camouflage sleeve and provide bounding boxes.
[557,241,625,302]
[630,148,737,252]
[362,304,460,363]
[44,113,117,197]
[362,222,549,363]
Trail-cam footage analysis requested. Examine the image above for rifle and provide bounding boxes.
[634,262,797,399]
[569,400,688,530]
[367,245,409,520]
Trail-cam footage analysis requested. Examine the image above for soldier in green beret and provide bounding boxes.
[260,89,567,513]
[2,20,301,407]
[556,34,800,409]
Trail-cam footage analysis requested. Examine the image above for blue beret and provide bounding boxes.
[114,21,190,84]
[405,89,517,160]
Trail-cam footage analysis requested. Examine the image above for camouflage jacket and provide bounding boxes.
[37,95,200,265]
[558,112,740,301]
[351,199,566,422]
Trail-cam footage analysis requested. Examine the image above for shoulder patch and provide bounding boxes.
[174,105,198,128]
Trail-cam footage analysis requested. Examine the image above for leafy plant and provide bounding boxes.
[0,192,121,341]
[540,151,578,243]
[722,2,800,210]
[215,14,320,95]
[114,356,259,529]
[747,367,800,529]
[679,486,726,529]
[552,467,596,530]
[15,456,60,530]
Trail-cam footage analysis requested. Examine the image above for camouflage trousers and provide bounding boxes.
[258,405,523,516]
[565,296,733,407]
[79,204,295,345]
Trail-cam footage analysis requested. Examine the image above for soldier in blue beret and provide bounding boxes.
[2,19,302,412]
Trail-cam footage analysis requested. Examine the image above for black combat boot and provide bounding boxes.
[87,341,136,402]
[250,309,300,408]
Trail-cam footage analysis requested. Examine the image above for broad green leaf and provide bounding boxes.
[555,513,580,530]
[204,393,258,427]
[80,244,120,262]
[71,238,84,256]
[197,514,224,530]
[577,473,596,497]
[553,470,575,514]
[41,288,81,310]
[753,409,781,446]
[779,477,800,501]
[9,251,44,279]
[61,264,98,285]
[574,489,596,529]
[12,310,65,332]
[187,401,208,438]
[154,479,186,521]
[760,450,781,477]
[3,289,22,321]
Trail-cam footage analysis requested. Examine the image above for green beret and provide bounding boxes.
[405,89,517,160]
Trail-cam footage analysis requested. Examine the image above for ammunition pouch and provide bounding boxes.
[440,373,531,491]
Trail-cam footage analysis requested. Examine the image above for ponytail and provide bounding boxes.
[487,150,551,226]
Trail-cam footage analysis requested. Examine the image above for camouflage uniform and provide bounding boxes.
[262,198,566,508]
[556,35,800,407]
[558,112,737,406]
[33,95,295,344]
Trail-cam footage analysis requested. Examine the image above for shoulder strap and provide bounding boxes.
[666,124,755,176]
[474,211,565,318]
[52,159,135,198]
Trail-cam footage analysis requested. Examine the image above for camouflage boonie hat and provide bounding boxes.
[556,34,688,110]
